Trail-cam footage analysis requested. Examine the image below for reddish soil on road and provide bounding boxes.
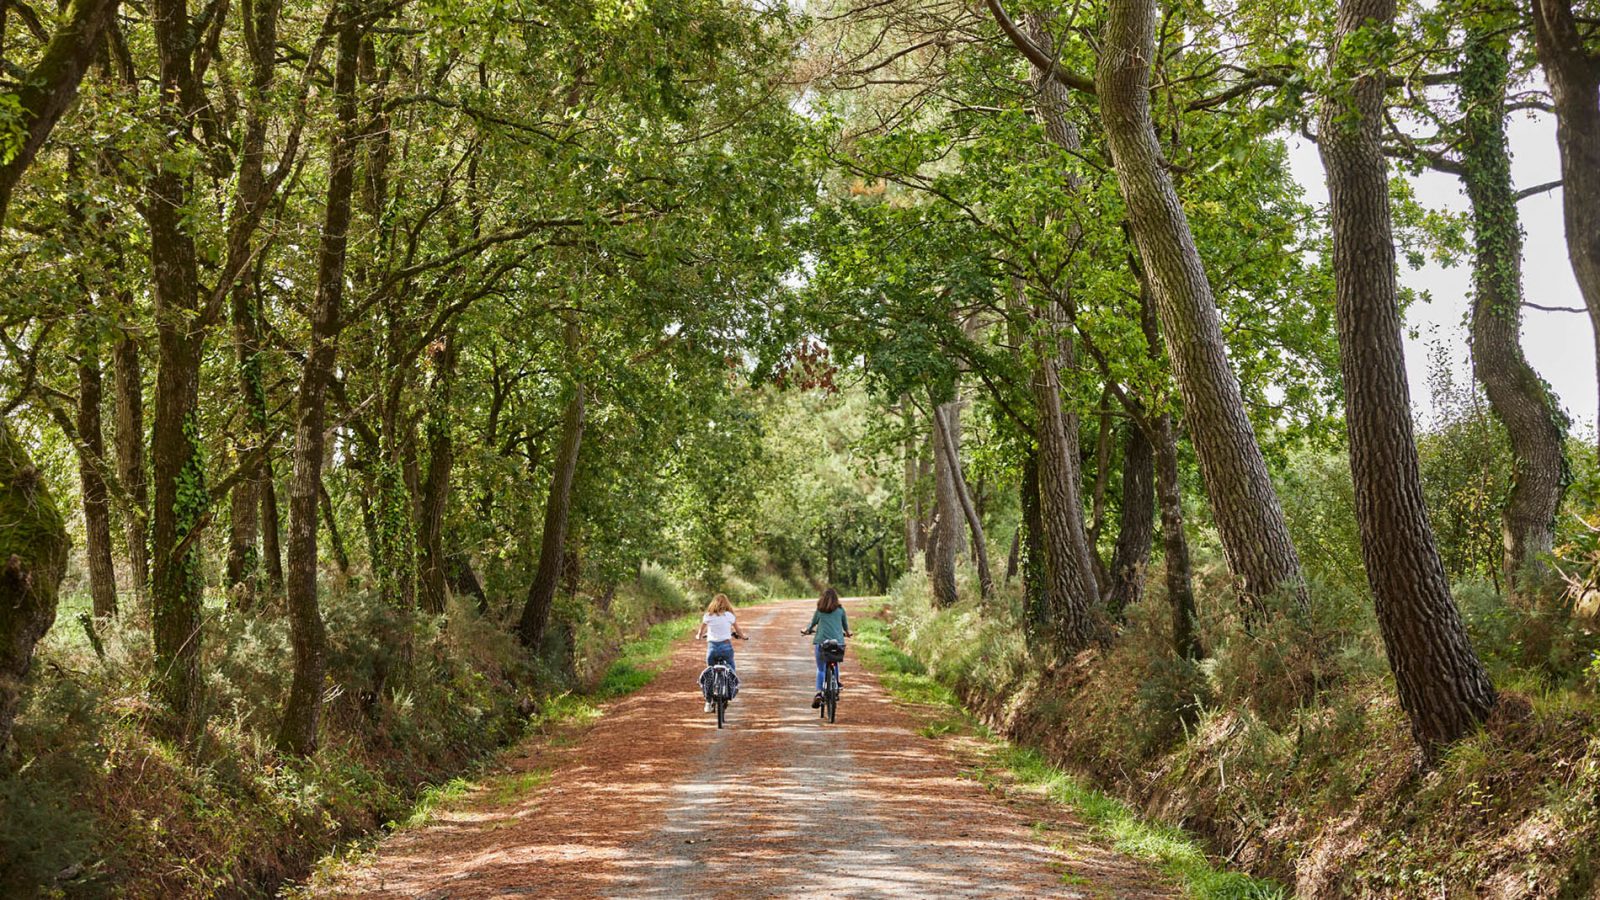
[308,599,1176,898]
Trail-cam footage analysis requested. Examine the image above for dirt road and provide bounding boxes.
[312,599,1175,898]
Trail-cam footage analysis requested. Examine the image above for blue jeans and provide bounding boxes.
[707,640,735,672]
[814,644,841,691]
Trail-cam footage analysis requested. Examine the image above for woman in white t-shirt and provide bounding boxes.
[697,593,745,665]
[696,593,746,713]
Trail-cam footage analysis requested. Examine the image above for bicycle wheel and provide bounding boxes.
[826,665,838,724]
[716,698,726,729]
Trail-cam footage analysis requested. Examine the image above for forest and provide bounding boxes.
[2,0,1599,894]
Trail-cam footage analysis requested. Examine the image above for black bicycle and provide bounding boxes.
[803,631,848,724]
[703,634,746,729]
[705,661,735,728]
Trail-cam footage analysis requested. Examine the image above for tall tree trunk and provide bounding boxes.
[146,0,210,733]
[113,332,148,605]
[1020,450,1049,638]
[224,0,283,604]
[1530,0,1600,453]
[1030,321,1105,654]
[76,335,119,618]
[0,423,71,751]
[903,405,921,569]
[1097,0,1305,612]
[1319,0,1496,755]
[1459,14,1568,593]
[1105,423,1154,621]
[261,467,285,590]
[933,401,994,601]
[318,481,350,574]
[518,370,587,650]
[1005,525,1021,585]
[278,3,363,755]
[928,400,961,606]
[418,331,459,614]
[1151,413,1201,660]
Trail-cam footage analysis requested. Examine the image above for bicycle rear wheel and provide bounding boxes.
[826,665,838,723]
[717,698,726,729]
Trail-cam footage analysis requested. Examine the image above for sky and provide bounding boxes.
[1282,114,1597,442]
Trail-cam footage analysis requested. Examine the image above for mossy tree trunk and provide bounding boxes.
[145,0,212,735]
[0,423,71,752]
[418,330,460,615]
[1457,10,1568,595]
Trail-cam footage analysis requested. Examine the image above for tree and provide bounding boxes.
[1091,0,1306,612]
[278,0,366,757]
[1318,0,1497,754]
[1529,0,1600,452]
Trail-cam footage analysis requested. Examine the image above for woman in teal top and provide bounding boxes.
[804,587,851,709]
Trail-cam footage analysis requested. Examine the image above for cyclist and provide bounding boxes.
[696,593,745,713]
[802,587,851,709]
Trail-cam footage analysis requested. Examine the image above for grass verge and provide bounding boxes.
[851,607,1284,900]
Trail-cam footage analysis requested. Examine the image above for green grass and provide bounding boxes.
[596,612,701,697]
[853,609,1284,900]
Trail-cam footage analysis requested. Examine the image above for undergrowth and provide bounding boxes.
[0,565,700,898]
[851,608,1283,899]
[873,565,1600,898]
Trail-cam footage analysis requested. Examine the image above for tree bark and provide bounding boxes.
[932,401,994,601]
[928,400,961,606]
[1030,320,1106,654]
[113,332,148,605]
[903,405,922,569]
[1005,525,1021,585]
[448,552,489,615]
[418,331,459,614]
[146,0,211,733]
[1020,449,1049,638]
[278,2,363,755]
[1459,16,1568,594]
[1096,0,1305,612]
[518,371,587,650]
[1105,422,1154,621]
[318,481,350,574]
[1319,0,1497,755]
[0,423,72,751]
[1530,0,1600,453]
[261,466,285,590]
[1152,413,1201,660]
[72,328,119,618]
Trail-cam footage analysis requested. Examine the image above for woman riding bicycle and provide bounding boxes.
[696,593,745,713]
[803,587,851,709]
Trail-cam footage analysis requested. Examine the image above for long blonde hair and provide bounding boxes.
[705,593,733,616]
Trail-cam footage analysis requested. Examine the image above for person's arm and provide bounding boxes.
[696,616,707,640]
[804,611,819,633]
[731,615,746,639]
[841,608,851,637]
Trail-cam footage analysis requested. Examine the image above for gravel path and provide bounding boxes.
[312,599,1176,898]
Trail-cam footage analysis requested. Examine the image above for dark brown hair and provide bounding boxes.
[816,587,841,613]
